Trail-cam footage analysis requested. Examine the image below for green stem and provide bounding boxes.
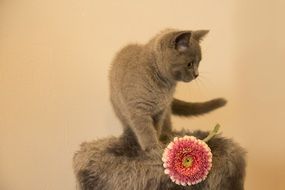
[203,124,220,142]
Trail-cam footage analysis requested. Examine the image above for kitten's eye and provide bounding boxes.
[187,61,194,68]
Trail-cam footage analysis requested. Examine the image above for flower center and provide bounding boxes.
[182,156,193,168]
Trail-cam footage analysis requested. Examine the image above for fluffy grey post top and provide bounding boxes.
[73,129,246,190]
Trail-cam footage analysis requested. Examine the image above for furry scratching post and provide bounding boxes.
[73,129,246,190]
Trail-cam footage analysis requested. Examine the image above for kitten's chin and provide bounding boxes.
[182,76,193,82]
[174,76,193,82]
[183,79,192,82]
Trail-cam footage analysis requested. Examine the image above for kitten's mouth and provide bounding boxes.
[182,72,198,82]
[180,69,199,82]
[182,76,193,82]
[173,70,194,82]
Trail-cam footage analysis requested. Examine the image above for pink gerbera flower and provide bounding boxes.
[162,124,220,186]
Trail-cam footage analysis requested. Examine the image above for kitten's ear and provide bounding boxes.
[174,32,192,52]
[192,30,209,42]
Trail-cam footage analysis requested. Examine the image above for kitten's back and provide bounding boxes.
[111,44,143,69]
[109,43,148,95]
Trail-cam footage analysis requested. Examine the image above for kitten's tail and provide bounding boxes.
[171,98,227,116]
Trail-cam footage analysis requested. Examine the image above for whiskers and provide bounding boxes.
[193,77,204,97]
[188,71,212,98]
[197,70,213,87]
[196,76,208,89]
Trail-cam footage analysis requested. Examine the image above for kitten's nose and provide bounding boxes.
[194,69,199,78]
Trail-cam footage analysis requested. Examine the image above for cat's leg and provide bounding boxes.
[161,110,172,133]
[159,109,173,143]
[152,110,169,139]
[171,98,227,117]
[128,110,165,162]
[130,112,160,151]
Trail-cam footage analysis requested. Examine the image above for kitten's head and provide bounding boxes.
[153,29,209,83]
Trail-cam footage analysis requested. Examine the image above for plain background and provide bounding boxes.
[1,0,284,189]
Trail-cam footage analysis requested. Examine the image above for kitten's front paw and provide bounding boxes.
[145,144,164,163]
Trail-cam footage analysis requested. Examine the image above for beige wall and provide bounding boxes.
[1,0,284,189]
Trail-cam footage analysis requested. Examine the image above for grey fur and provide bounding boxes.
[73,128,246,190]
[171,98,227,117]
[109,29,227,156]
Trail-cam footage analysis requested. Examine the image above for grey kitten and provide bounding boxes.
[109,29,226,155]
